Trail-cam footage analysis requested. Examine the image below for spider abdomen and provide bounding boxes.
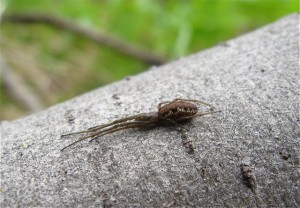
[158,101,198,120]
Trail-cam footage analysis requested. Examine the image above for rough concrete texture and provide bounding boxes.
[1,14,299,207]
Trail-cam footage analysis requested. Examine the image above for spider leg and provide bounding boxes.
[61,129,97,137]
[61,114,149,137]
[61,134,96,151]
[158,100,171,109]
[163,119,188,131]
[87,113,148,131]
[172,98,215,108]
[175,110,221,122]
[158,98,216,110]
[61,121,153,151]
[89,122,155,142]
[89,120,153,139]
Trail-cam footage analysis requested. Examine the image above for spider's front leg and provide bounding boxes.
[89,121,155,142]
[61,120,154,151]
[87,113,149,131]
[61,117,139,137]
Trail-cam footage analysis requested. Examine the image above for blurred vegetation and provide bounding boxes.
[0,0,298,120]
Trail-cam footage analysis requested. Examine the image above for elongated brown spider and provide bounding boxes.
[61,98,220,151]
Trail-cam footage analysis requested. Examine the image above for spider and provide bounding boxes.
[61,98,220,151]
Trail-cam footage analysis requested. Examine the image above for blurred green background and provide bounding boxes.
[0,0,298,120]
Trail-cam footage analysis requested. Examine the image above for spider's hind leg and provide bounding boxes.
[175,110,221,122]
[172,98,215,109]
[158,98,216,110]
[163,118,189,132]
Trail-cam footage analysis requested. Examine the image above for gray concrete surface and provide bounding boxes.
[1,14,299,207]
